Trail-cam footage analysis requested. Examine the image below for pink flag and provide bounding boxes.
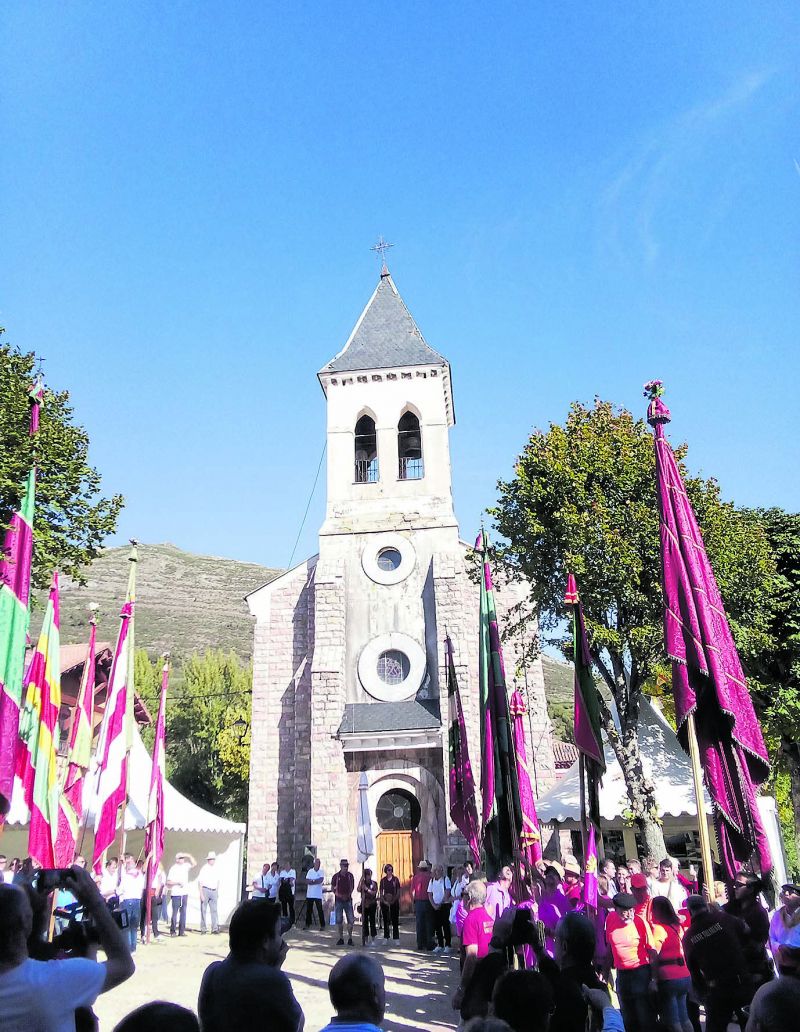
[145,660,168,874]
[509,690,543,865]
[55,616,97,865]
[583,824,599,911]
[92,602,133,871]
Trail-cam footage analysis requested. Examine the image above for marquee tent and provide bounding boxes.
[536,697,787,886]
[5,730,246,928]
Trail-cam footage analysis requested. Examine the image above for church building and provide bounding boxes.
[246,269,557,895]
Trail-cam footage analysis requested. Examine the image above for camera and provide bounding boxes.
[50,902,129,955]
[32,869,73,894]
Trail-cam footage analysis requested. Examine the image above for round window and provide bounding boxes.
[377,650,410,685]
[376,547,402,572]
[376,789,421,831]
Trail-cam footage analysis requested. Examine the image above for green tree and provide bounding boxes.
[744,509,800,873]
[1,338,123,587]
[491,399,775,859]
[135,649,252,822]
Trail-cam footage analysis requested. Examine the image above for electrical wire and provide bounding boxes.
[287,440,327,570]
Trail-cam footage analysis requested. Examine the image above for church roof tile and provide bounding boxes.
[338,698,441,735]
[320,273,447,373]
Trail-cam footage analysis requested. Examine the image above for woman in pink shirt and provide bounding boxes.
[452,880,494,1016]
[537,862,569,957]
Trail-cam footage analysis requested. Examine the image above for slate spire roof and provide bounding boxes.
[320,270,448,374]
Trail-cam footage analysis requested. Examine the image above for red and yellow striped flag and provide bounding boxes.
[16,572,62,868]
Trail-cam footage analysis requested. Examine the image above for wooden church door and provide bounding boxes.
[377,830,422,913]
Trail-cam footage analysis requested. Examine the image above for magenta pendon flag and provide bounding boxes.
[509,689,543,865]
[646,382,771,877]
[92,601,134,872]
[0,381,43,820]
[583,823,599,910]
[446,636,481,865]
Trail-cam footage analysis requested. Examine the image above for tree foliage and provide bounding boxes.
[135,648,252,823]
[491,399,776,857]
[1,337,123,588]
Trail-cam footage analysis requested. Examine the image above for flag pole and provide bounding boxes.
[118,541,138,859]
[578,753,589,867]
[686,710,715,895]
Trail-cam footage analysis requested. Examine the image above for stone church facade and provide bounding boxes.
[246,270,557,888]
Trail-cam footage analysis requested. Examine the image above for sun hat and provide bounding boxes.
[544,861,565,881]
[206,851,217,861]
[418,860,429,870]
[563,856,582,875]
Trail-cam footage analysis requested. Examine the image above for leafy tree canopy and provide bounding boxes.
[1,337,123,588]
[491,399,776,856]
[135,648,251,823]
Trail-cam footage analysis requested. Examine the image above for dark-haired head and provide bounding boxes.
[328,954,385,1025]
[492,969,555,1032]
[554,912,596,968]
[113,1003,199,1032]
[228,899,282,961]
[651,895,680,927]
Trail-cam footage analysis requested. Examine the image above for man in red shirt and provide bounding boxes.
[331,859,355,947]
[411,861,433,951]
[605,891,656,1032]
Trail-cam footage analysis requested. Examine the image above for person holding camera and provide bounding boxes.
[0,865,134,1032]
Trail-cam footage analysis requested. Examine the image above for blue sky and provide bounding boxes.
[3,3,798,569]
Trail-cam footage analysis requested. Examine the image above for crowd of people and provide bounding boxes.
[1,848,800,1032]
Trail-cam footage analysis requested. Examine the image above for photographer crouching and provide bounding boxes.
[0,863,135,1032]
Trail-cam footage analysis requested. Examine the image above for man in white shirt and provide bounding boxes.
[650,856,688,910]
[0,855,14,885]
[118,855,145,952]
[427,865,452,954]
[98,857,120,902]
[0,867,134,1032]
[199,851,221,934]
[304,859,326,930]
[278,860,297,926]
[252,862,272,899]
[167,851,196,937]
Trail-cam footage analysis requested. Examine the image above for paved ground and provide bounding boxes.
[94,925,460,1032]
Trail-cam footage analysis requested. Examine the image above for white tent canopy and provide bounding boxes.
[5,730,245,927]
[536,697,711,824]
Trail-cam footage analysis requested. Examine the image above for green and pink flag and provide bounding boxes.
[476,528,524,875]
[646,381,771,877]
[55,615,97,865]
[16,572,62,867]
[509,689,543,865]
[0,381,43,820]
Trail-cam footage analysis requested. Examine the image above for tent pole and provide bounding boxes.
[686,711,715,894]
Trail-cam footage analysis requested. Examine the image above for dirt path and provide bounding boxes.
[93,925,460,1031]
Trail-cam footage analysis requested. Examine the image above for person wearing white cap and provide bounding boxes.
[198,852,221,935]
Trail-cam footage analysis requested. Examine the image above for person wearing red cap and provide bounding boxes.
[605,892,656,1032]
[630,873,652,926]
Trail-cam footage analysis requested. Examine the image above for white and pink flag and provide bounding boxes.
[92,601,133,872]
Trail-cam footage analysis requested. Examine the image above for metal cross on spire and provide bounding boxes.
[370,235,394,276]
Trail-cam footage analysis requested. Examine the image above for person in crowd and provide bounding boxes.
[411,860,433,950]
[600,859,618,895]
[615,865,631,895]
[304,857,325,930]
[119,854,145,952]
[167,851,195,937]
[745,974,800,1032]
[768,881,800,976]
[453,861,473,899]
[144,861,167,942]
[580,986,627,1032]
[428,863,452,953]
[379,863,400,943]
[99,857,120,902]
[0,867,134,1032]
[332,858,355,947]
[538,862,569,957]
[452,880,494,1015]
[562,857,583,910]
[485,865,514,921]
[651,857,688,910]
[462,1019,514,1032]
[358,868,379,946]
[531,910,607,1032]
[113,1002,199,1032]
[198,898,304,1032]
[649,895,693,1032]
[252,861,272,899]
[198,851,221,935]
[725,870,773,988]
[278,859,297,926]
[630,871,652,924]
[627,858,642,876]
[0,855,12,885]
[593,873,613,979]
[318,953,386,1032]
[605,891,655,1032]
[683,893,754,1032]
[491,969,555,1032]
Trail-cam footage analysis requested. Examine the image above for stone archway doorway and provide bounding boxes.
[375,788,422,912]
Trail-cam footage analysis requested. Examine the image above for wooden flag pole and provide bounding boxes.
[686,711,715,896]
[578,754,589,867]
